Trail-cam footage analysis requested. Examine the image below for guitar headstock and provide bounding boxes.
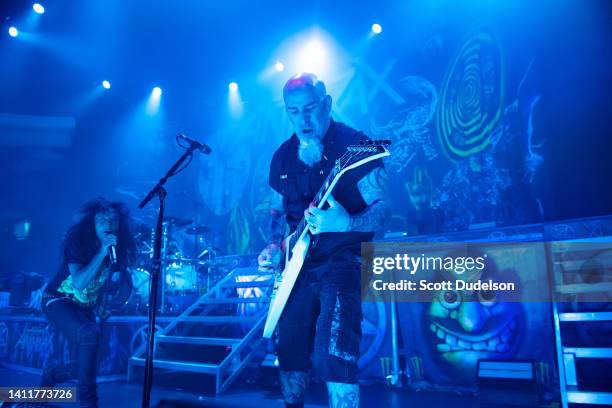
[336,139,392,172]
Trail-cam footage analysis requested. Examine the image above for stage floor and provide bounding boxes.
[0,368,481,408]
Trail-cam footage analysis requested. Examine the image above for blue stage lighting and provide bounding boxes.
[228,82,242,118]
[297,39,328,75]
[102,80,111,89]
[372,23,382,34]
[33,3,45,14]
[275,61,285,72]
[8,27,19,37]
[146,87,163,115]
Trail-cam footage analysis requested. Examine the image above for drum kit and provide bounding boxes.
[125,216,220,314]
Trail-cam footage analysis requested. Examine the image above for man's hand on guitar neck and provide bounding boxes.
[304,194,350,234]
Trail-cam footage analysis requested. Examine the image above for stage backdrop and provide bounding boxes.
[392,238,555,390]
[188,26,545,255]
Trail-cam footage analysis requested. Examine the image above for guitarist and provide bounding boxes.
[258,73,389,408]
[40,198,136,408]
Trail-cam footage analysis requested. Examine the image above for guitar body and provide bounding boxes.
[263,231,310,338]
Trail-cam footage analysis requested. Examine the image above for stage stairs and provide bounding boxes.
[128,267,275,394]
[550,239,612,407]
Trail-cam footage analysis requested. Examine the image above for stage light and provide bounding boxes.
[33,3,45,14]
[275,61,284,72]
[8,27,18,37]
[302,40,325,64]
[102,80,111,89]
[297,39,328,75]
[227,82,242,118]
[146,87,163,115]
[372,23,382,34]
[274,29,343,80]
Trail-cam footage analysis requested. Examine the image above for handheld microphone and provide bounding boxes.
[105,230,118,268]
[109,245,118,265]
[178,134,212,154]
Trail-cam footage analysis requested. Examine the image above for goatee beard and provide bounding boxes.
[298,137,323,167]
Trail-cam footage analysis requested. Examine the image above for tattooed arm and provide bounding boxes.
[268,190,286,244]
[305,166,389,234]
[348,166,389,232]
[258,190,285,271]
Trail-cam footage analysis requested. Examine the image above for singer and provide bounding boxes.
[40,198,137,408]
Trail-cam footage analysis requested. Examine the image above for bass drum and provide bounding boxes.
[165,260,197,293]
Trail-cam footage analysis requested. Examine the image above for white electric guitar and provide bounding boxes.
[263,140,391,338]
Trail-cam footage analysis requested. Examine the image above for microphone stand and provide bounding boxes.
[138,143,201,408]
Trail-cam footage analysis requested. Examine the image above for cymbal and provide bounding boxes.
[185,226,210,235]
[164,216,193,227]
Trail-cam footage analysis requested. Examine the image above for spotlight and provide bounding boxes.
[33,3,45,14]
[102,80,111,89]
[8,27,18,37]
[275,61,284,72]
[227,82,242,117]
[147,87,163,115]
[297,39,328,75]
[371,23,382,34]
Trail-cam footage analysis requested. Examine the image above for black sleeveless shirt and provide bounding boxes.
[269,120,383,267]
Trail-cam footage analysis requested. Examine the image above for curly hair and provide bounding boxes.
[64,197,138,269]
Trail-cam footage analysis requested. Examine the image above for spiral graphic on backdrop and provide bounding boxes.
[436,31,505,160]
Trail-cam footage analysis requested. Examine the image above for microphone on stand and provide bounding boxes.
[178,134,212,154]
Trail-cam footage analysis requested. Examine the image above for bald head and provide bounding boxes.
[283,73,332,143]
[283,73,327,100]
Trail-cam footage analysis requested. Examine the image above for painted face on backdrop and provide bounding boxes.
[94,208,119,242]
[284,83,332,144]
[425,257,524,380]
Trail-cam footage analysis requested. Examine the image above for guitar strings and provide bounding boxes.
[289,144,374,249]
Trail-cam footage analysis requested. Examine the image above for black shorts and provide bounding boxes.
[275,260,362,384]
